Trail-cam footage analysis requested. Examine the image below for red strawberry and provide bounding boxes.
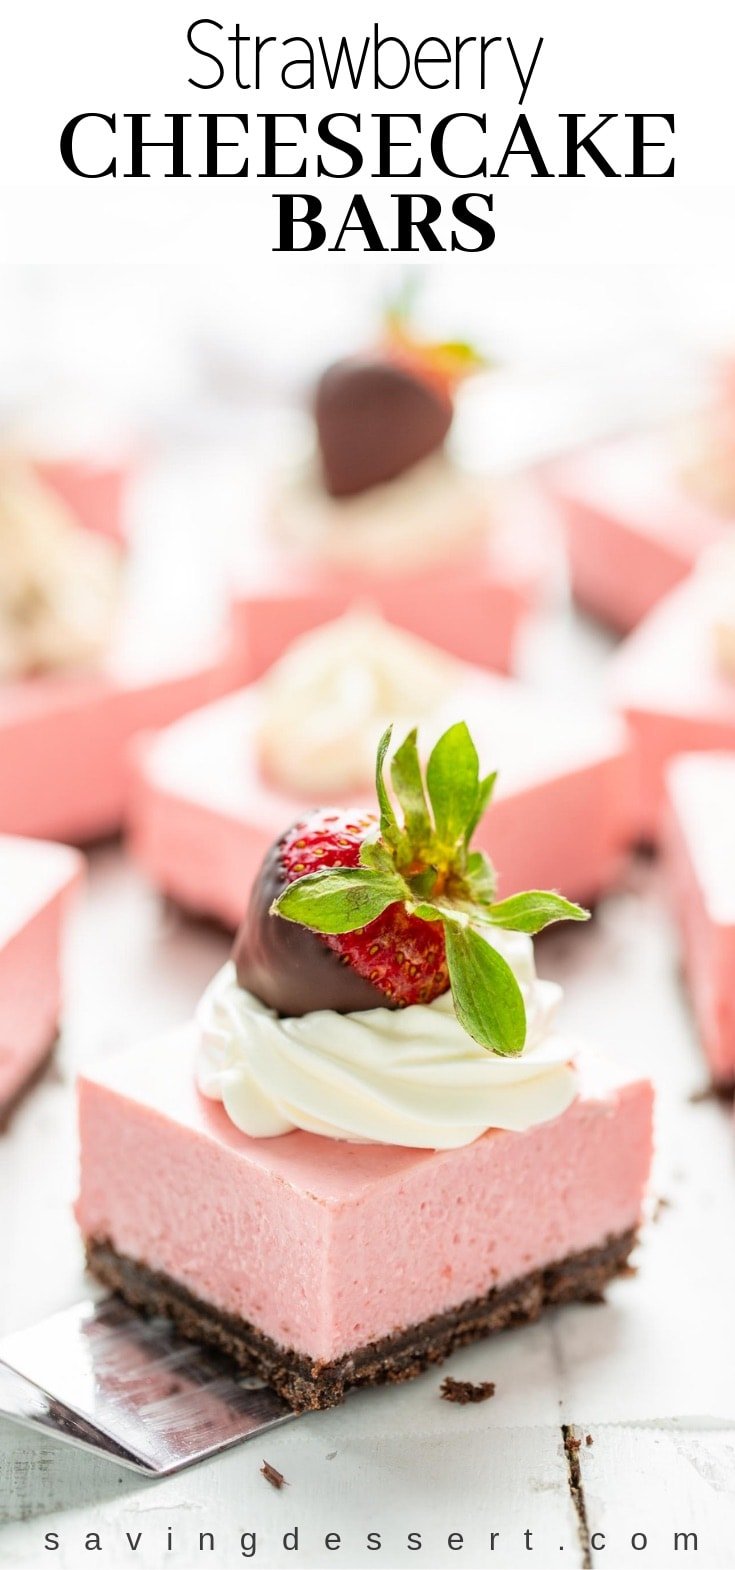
[233,723,589,1053]
[233,807,448,1017]
[278,807,375,882]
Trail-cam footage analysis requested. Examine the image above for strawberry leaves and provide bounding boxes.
[481,891,590,935]
[275,866,407,935]
[443,920,526,1057]
[390,728,432,844]
[426,721,480,851]
[383,279,489,379]
[272,722,589,1054]
[464,850,497,905]
[464,772,497,846]
[374,724,400,843]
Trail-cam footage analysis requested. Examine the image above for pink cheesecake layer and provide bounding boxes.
[548,434,727,633]
[76,1028,652,1362]
[0,654,246,843]
[128,670,632,927]
[608,574,735,842]
[0,837,83,1115]
[230,482,555,680]
[665,753,735,1084]
[34,457,130,547]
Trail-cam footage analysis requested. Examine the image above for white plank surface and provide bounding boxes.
[579,1427,735,1570]
[0,1422,584,1570]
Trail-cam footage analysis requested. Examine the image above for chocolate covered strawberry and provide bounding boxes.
[233,722,589,1055]
[315,357,452,499]
[234,804,449,1018]
[314,292,486,499]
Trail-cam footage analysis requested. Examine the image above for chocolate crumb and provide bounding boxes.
[687,1080,734,1105]
[585,1434,593,1447]
[688,1083,715,1104]
[261,1460,287,1490]
[440,1377,496,1405]
[653,1196,672,1222]
[566,1434,582,1453]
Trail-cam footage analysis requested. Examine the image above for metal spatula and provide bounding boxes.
[0,1297,297,1475]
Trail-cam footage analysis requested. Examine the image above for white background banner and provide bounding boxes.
[0,0,733,264]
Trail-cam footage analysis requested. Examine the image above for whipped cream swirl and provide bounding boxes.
[272,452,490,574]
[256,608,464,797]
[196,930,579,1149]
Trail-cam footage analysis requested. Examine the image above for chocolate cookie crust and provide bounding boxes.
[86,1230,637,1414]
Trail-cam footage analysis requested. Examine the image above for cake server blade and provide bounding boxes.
[0,1296,296,1475]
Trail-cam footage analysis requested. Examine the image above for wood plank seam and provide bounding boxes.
[562,1424,592,1569]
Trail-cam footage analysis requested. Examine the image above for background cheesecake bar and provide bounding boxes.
[608,568,735,842]
[0,835,83,1125]
[128,667,632,927]
[665,752,735,1088]
[548,432,727,633]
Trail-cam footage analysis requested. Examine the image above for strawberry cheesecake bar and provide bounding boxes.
[0,835,83,1124]
[548,429,728,635]
[665,752,735,1087]
[230,322,553,679]
[79,722,653,1410]
[0,454,243,842]
[128,611,633,924]
[609,544,735,841]
[8,393,133,545]
[34,454,128,547]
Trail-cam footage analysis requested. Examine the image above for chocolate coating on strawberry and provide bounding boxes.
[233,808,449,1017]
[233,827,392,1017]
[314,357,452,498]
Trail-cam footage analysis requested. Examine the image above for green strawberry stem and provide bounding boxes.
[272,722,589,1055]
[383,276,489,374]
